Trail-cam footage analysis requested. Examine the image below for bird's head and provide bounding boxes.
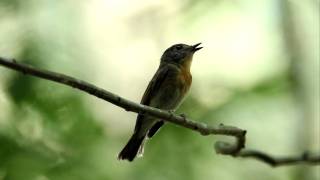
[160,43,202,69]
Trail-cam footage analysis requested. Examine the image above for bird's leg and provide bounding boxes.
[166,110,175,119]
[179,113,187,122]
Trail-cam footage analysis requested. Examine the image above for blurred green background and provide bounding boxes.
[0,0,319,180]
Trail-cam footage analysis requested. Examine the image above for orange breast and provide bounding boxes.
[178,67,192,94]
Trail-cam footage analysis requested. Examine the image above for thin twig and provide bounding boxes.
[0,57,319,167]
[238,150,320,167]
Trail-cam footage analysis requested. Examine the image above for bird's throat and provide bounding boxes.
[181,56,193,72]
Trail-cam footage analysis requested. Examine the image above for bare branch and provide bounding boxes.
[0,57,319,167]
[0,57,245,155]
[238,150,320,167]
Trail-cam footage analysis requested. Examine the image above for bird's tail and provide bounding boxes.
[118,133,145,161]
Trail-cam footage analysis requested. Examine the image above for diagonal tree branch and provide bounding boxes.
[0,57,319,167]
[0,57,246,154]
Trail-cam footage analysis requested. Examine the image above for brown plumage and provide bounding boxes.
[118,43,202,161]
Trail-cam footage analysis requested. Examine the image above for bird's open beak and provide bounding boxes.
[192,43,203,52]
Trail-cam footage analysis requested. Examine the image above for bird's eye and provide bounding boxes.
[175,45,182,50]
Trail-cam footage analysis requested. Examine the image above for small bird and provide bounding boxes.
[118,43,202,161]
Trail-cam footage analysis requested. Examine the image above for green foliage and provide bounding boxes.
[0,0,319,180]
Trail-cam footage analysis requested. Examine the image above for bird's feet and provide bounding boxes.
[179,113,187,121]
[167,110,175,114]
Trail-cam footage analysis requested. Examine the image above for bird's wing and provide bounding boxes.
[147,121,164,138]
[141,66,170,105]
[134,65,171,133]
